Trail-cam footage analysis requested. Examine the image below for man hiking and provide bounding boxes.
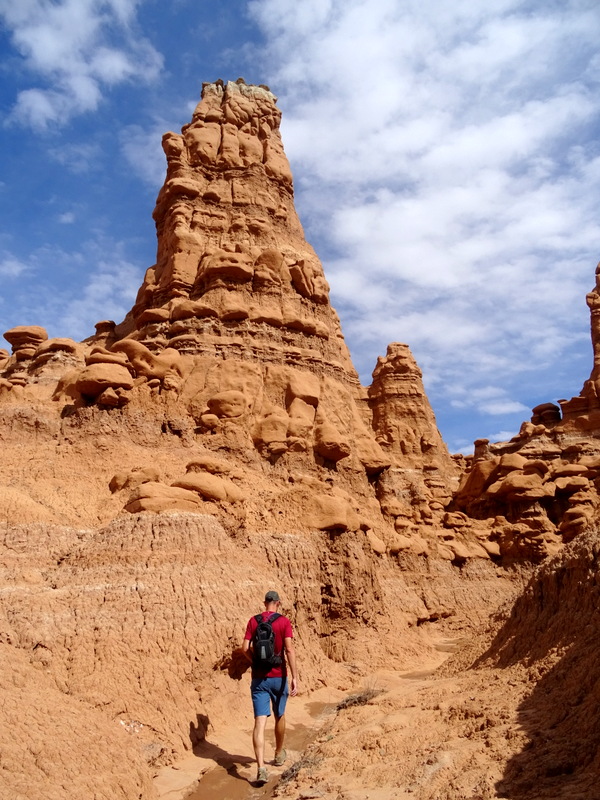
[242,590,298,786]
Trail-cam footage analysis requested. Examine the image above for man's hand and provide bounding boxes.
[290,677,298,696]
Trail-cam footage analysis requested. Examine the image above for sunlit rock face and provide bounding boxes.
[2,80,539,800]
[5,78,600,800]
[0,79,456,535]
[124,79,355,380]
[9,78,600,563]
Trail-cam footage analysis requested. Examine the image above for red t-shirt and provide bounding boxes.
[244,612,293,679]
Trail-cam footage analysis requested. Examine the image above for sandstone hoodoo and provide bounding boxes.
[0,79,457,546]
[2,80,600,800]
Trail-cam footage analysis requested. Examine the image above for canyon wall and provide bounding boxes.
[1,80,599,799]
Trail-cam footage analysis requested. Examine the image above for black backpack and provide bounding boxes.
[252,613,282,668]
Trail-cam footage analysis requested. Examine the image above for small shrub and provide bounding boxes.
[279,755,321,787]
[336,687,384,710]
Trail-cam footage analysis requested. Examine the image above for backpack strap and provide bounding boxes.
[255,612,281,625]
[269,614,283,660]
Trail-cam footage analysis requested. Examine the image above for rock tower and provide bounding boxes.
[0,78,457,541]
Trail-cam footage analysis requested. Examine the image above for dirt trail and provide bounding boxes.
[154,683,346,800]
[155,638,459,800]
[191,696,336,799]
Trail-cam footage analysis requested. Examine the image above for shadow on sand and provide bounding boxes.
[494,639,600,799]
[189,715,254,783]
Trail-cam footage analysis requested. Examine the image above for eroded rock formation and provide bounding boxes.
[0,79,457,552]
[2,79,600,800]
[450,262,600,561]
[0,80,466,799]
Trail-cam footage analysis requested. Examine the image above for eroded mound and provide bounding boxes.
[475,527,600,798]
[271,530,600,800]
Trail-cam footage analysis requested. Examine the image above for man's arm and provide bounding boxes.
[242,638,253,663]
[284,636,298,696]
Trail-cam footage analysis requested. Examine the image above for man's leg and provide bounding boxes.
[272,677,289,765]
[274,713,286,757]
[252,715,268,768]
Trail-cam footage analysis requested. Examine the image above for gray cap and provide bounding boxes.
[264,590,280,603]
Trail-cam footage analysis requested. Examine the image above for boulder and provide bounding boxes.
[253,404,289,454]
[173,472,244,503]
[207,390,248,418]
[486,471,554,500]
[111,340,183,382]
[366,531,386,555]
[3,325,48,359]
[186,456,233,475]
[455,457,500,505]
[124,482,205,513]
[554,476,591,492]
[307,493,360,532]
[496,453,528,475]
[75,363,134,400]
[86,347,130,367]
[287,370,320,406]
[286,398,316,442]
[313,420,351,462]
[551,462,589,477]
[110,467,161,493]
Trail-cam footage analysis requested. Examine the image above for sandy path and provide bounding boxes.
[155,637,459,800]
[154,684,346,800]
[188,693,338,800]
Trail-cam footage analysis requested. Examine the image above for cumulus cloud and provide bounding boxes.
[120,122,170,187]
[48,141,104,173]
[484,430,520,446]
[0,0,163,129]
[0,253,29,278]
[450,384,529,416]
[0,240,143,342]
[249,0,600,448]
[59,258,141,338]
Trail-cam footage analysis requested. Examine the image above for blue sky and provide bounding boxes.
[1,0,599,453]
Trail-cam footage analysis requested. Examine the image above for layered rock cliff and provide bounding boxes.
[0,80,475,799]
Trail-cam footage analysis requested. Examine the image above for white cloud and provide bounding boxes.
[448,384,529,417]
[120,122,170,187]
[0,254,29,278]
[0,240,144,342]
[485,429,520,445]
[59,258,141,338]
[0,0,163,129]
[249,0,600,442]
[12,88,65,128]
[48,142,103,173]
[481,400,529,415]
[58,212,75,224]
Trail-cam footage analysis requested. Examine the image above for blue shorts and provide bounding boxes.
[251,676,289,718]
